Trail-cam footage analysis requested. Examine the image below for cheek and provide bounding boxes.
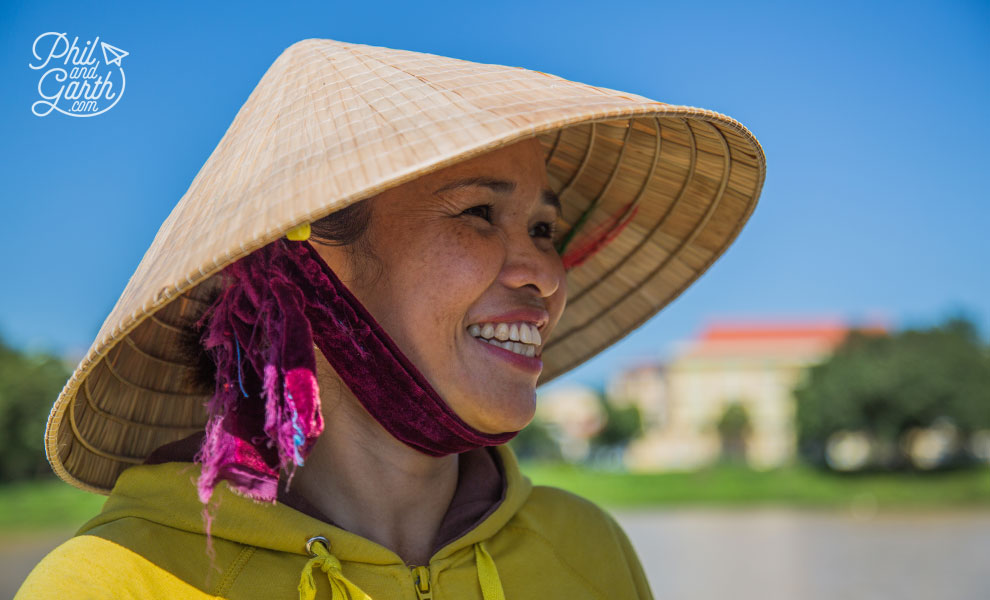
[389,228,501,329]
[427,226,500,291]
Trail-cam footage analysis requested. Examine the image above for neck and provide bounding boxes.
[291,354,459,566]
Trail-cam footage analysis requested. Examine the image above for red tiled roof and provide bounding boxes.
[678,318,889,360]
[701,321,847,343]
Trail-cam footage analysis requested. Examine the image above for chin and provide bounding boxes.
[464,387,537,434]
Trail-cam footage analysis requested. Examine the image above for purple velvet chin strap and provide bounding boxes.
[194,237,516,504]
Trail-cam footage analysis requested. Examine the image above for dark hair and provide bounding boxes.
[310,200,373,247]
[310,199,383,287]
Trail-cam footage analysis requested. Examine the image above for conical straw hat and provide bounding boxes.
[46,38,765,494]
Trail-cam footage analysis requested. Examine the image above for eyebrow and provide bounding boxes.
[433,176,562,217]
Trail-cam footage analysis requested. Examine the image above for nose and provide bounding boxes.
[498,230,564,299]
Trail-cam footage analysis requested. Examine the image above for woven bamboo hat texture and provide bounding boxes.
[47,38,765,494]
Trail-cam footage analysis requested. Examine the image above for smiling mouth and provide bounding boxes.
[467,322,541,358]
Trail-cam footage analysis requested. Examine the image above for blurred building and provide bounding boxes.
[616,319,886,471]
[607,361,667,430]
[535,383,605,462]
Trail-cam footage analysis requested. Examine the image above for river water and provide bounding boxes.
[3,508,988,598]
[616,507,990,600]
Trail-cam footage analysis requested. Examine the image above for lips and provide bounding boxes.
[468,321,542,353]
[471,334,543,373]
[464,307,550,371]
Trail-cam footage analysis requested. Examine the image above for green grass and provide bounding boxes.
[0,478,107,533]
[520,461,990,509]
[2,464,989,533]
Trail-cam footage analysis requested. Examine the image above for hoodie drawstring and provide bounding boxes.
[474,542,506,600]
[298,537,505,600]
[299,538,371,600]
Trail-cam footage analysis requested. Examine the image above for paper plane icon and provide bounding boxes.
[101,42,128,67]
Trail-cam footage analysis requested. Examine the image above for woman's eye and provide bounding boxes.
[531,221,558,240]
[462,204,493,222]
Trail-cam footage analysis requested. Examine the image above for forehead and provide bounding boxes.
[378,137,559,213]
[439,137,549,179]
[396,137,548,190]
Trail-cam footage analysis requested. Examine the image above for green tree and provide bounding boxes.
[591,397,642,449]
[509,418,562,462]
[0,335,72,482]
[715,401,751,464]
[794,315,990,470]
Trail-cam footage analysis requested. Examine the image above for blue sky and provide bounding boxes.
[1,0,988,388]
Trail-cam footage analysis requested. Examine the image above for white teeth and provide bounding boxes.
[468,321,543,358]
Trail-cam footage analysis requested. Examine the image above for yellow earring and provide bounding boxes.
[286,222,311,241]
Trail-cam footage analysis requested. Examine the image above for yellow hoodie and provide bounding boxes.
[16,445,652,599]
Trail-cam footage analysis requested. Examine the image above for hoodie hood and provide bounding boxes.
[21,442,653,599]
[78,444,533,566]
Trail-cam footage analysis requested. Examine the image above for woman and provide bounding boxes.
[18,38,764,599]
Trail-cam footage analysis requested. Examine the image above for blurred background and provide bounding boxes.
[2,0,989,598]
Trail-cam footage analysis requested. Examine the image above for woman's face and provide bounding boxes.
[315,137,567,434]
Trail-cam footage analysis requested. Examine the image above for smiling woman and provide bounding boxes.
[312,138,567,439]
[16,38,765,599]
